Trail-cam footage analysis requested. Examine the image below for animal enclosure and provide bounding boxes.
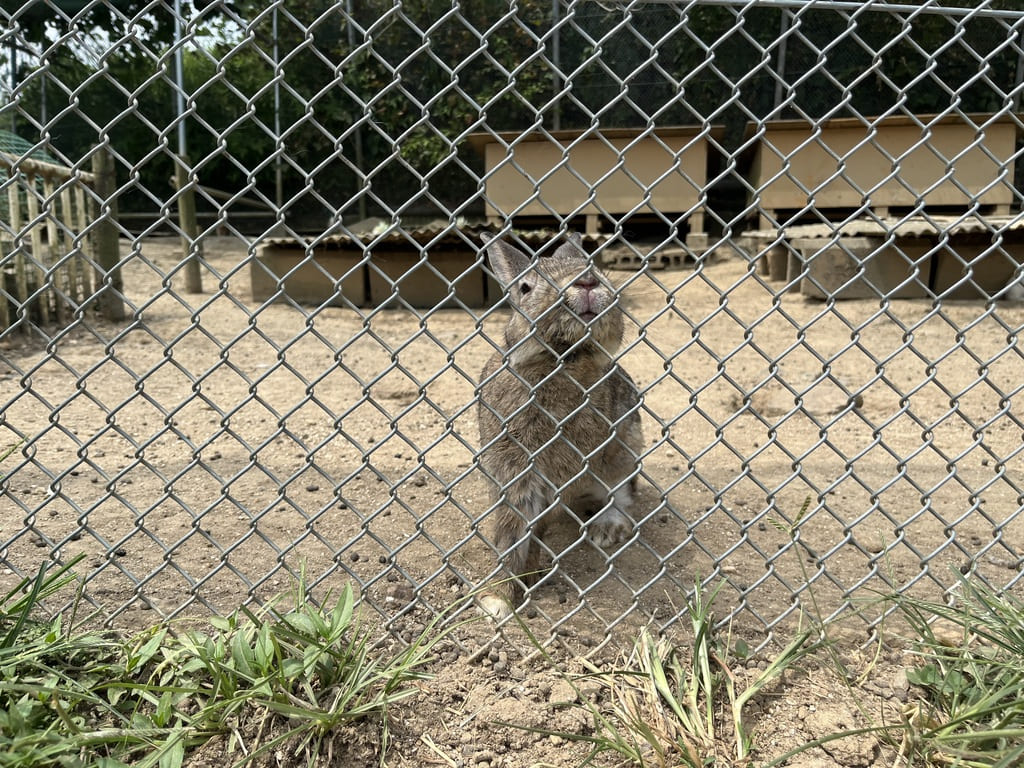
[2,0,1024,655]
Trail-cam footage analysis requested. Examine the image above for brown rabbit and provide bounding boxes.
[476,232,643,619]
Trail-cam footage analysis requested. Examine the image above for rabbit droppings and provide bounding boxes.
[476,232,643,620]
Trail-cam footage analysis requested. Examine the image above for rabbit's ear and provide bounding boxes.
[552,233,588,261]
[484,238,533,290]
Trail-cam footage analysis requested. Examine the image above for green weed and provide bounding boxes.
[508,580,817,767]
[0,559,452,768]
[884,577,1024,768]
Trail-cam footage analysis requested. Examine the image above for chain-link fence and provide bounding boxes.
[2,0,1024,651]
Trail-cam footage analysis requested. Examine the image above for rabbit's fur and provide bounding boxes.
[476,232,643,618]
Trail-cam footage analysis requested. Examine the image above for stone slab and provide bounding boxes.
[792,237,928,300]
[367,249,487,308]
[251,246,366,307]
[930,241,1024,299]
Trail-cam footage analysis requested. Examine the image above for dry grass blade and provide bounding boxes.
[508,581,817,768]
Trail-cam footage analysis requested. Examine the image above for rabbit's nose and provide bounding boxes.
[574,275,599,290]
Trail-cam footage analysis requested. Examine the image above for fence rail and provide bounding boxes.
[0,151,99,330]
[2,0,1024,653]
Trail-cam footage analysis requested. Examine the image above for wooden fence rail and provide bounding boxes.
[0,150,120,331]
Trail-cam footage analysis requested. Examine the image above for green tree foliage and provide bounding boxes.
[781,6,1019,120]
[2,0,170,45]
[8,0,1021,228]
[235,0,557,218]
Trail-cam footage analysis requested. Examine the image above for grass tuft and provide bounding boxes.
[0,560,453,768]
[509,580,818,767]
[883,576,1024,768]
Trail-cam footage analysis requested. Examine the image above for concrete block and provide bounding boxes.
[368,249,487,308]
[603,250,648,271]
[766,245,788,281]
[733,232,776,276]
[793,236,929,300]
[784,250,804,294]
[683,232,709,254]
[930,241,1024,299]
[251,245,366,306]
[653,247,692,270]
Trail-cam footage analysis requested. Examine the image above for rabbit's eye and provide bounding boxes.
[519,282,531,295]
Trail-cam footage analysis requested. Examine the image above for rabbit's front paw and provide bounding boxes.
[478,590,513,620]
[589,508,631,548]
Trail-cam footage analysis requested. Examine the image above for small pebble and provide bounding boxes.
[471,750,496,765]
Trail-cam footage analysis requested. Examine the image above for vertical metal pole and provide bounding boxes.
[552,0,562,131]
[174,0,202,293]
[1013,24,1024,113]
[773,9,790,116]
[174,0,186,158]
[345,0,367,222]
[8,39,17,133]
[273,4,283,212]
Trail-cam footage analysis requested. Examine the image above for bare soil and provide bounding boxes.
[3,234,1023,765]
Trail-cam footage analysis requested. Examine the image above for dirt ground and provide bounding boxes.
[3,233,1024,765]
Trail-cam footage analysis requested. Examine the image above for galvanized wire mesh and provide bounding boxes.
[2,0,1024,651]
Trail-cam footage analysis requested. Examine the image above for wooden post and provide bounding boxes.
[25,175,49,325]
[0,230,7,332]
[59,183,75,319]
[90,147,125,322]
[73,184,92,303]
[7,169,27,333]
[174,155,203,293]
[0,185,10,331]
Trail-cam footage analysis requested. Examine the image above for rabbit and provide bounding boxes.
[476,231,643,619]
